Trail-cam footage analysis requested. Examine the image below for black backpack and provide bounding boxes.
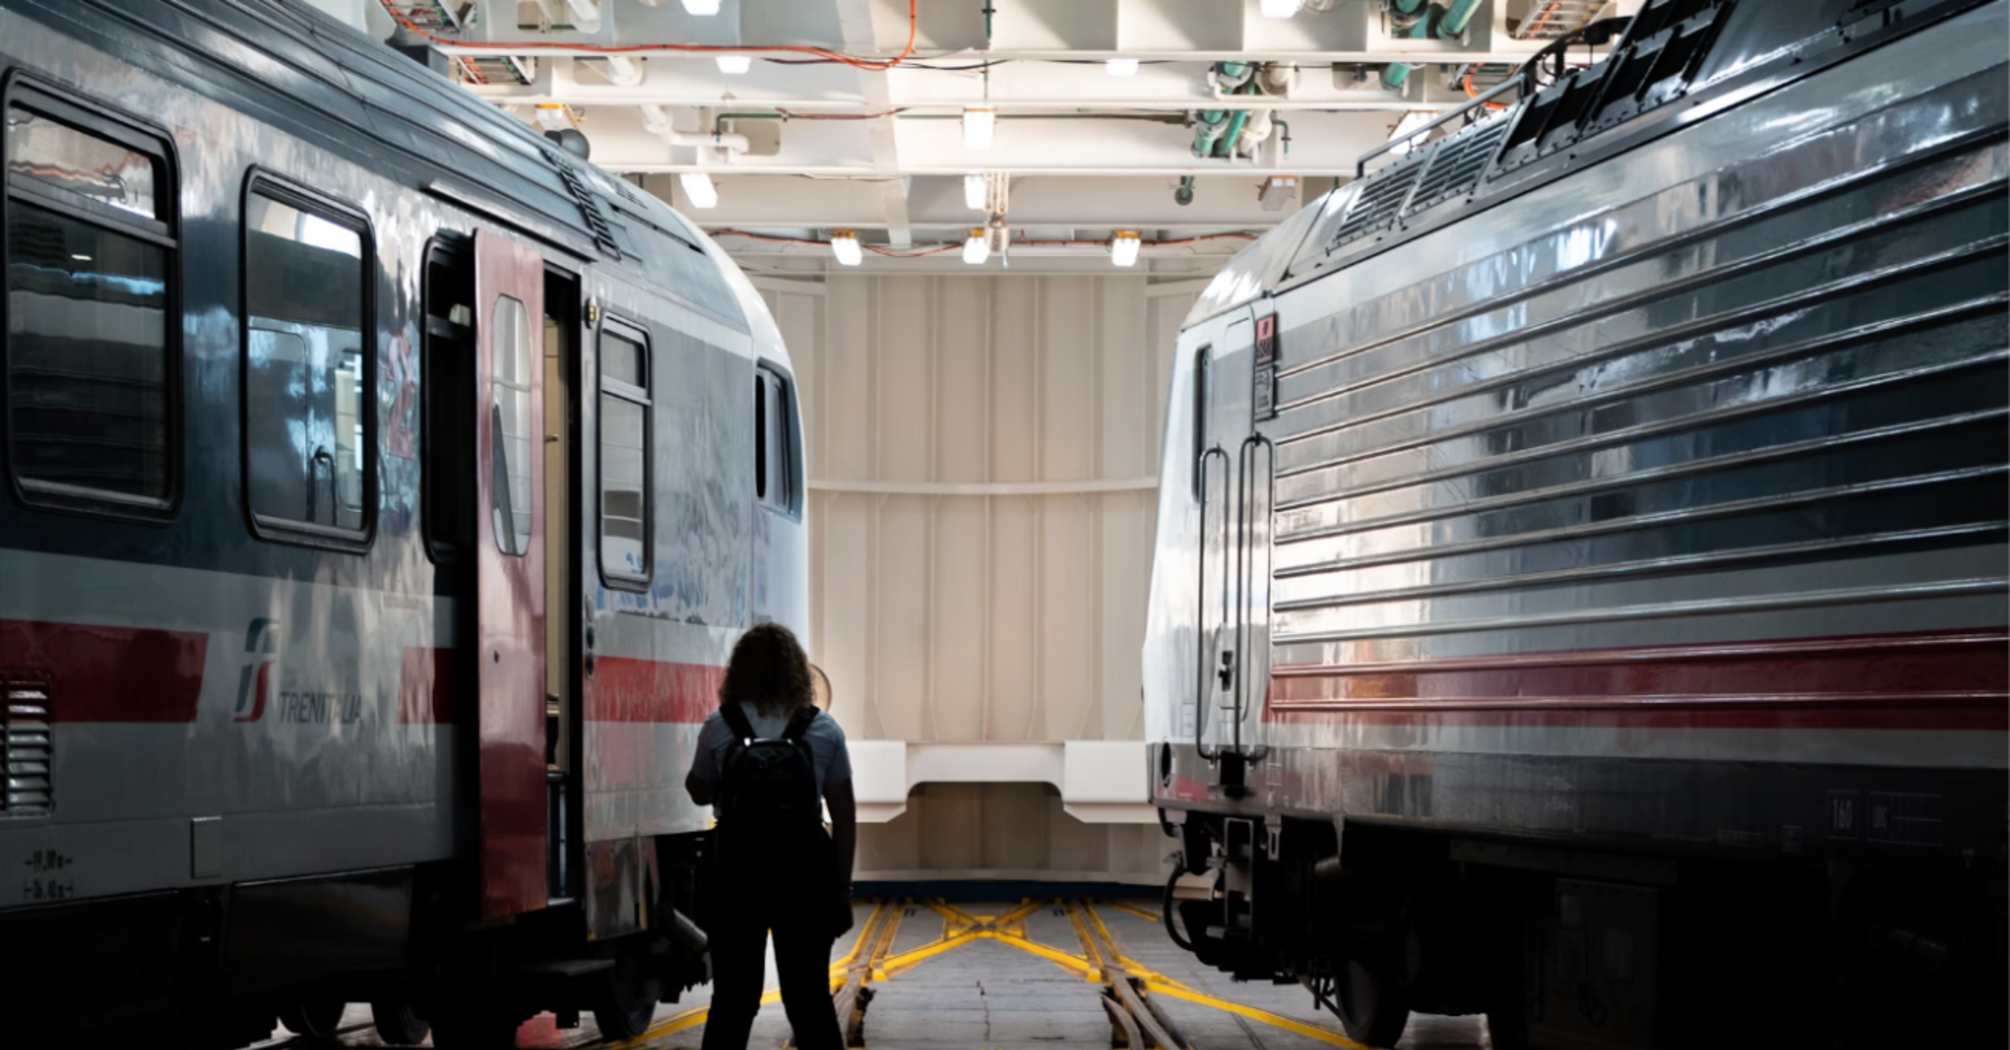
[714,703,827,877]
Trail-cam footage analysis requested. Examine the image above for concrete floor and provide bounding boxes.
[252,901,1488,1050]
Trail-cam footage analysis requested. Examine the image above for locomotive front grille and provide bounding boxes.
[3,681,52,816]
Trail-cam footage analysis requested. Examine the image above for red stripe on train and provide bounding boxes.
[0,617,207,722]
[1265,628,2009,730]
[585,657,722,724]
[396,649,721,724]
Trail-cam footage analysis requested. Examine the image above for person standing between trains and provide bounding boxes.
[685,623,857,1050]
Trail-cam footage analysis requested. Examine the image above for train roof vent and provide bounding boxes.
[1326,153,1426,252]
[1491,0,1734,177]
[4,680,51,817]
[1402,114,1515,218]
[542,147,623,260]
[610,176,648,207]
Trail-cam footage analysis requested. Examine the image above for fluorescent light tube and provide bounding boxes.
[679,172,718,209]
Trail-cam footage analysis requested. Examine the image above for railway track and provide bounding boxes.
[577,898,1372,1050]
[237,900,1390,1049]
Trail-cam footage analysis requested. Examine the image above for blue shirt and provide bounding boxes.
[690,703,853,797]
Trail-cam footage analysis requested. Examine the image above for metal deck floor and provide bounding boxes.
[252,901,1488,1050]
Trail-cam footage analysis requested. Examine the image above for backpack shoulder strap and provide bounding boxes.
[719,702,758,742]
[782,705,819,744]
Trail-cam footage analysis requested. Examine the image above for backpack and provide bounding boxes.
[714,703,827,878]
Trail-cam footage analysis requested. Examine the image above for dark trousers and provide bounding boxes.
[700,884,843,1050]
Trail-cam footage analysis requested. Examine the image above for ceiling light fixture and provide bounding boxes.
[962,228,990,265]
[715,55,751,74]
[962,106,995,151]
[1110,230,1141,268]
[534,103,572,131]
[1106,57,1139,77]
[830,231,863,266]
[1260,0,1300,17]
[680,0,721,15]
[678,172,718,209]
[964,173,989,211]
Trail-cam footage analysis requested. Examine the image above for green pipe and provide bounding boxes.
[713,112,783,136]
[1387,0,1429,29]
[1219,108,1251,158]
[1272,118,1291,155]
[1437,0,1482,38]
[1380,11,1434,90]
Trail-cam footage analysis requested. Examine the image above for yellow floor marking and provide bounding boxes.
[1076,902,1366,1050]
[865,902,905,980]
[1060,903,1108,983]
[873,927,982,978]
[1104,900,1161,923]
[604,899,1363,1050]
[830,902,888,974]
[985,928,1099,978]
[601,988,784,1048]
[928,899,984,927]
[1141,978,1369,1049]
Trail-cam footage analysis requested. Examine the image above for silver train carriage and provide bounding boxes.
[0,1,808,1046]
[1142,1,2008,1047]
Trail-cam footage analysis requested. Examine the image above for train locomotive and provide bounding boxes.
[1143,1,2009,1047]
[0,0,807,1046]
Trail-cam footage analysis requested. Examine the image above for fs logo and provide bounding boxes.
[234,618,279,723]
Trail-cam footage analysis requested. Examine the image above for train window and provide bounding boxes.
[1191,346,1210,499]
[753,365,795,516]
[421,239,474,561]
[490,295,533,556]
[598,324,649,584]
[243,182,372,543]
[4,90,177,514]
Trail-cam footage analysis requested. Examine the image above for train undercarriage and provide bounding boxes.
[3,832,714,1050]
[1163,804,2007,1050]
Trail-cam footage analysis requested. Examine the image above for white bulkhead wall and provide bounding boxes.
[759,273,1199,883]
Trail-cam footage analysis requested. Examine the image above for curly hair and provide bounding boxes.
[718,622,814,718]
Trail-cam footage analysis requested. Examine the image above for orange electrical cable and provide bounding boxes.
[710,230,960,257]
[376,0,919,72]
[1462,72,1511,109]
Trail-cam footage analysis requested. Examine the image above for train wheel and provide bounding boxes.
[277,1000,346,1041]
[592,975,662,1040]
[1327,951,1410,1048]
[370,1001,430,1046]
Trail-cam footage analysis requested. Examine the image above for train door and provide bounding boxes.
[1195,308,1273,794]
[541,266,583,907]
[472,230,548,921]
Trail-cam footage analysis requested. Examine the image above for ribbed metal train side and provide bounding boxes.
[1145,4,2008,1044]
[1250,4,2008,859]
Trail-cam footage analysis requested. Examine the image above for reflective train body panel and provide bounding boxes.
[1143,1,2006,1044]
[0,0,805,1043]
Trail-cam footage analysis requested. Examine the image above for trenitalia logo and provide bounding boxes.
[233,618,278,723]
[231,619,366,725]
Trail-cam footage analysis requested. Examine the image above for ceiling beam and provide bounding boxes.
[641,173,1334,229]
[831,0,912,246]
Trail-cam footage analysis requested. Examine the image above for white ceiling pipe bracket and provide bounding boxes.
[599,53,645,86]
[638,103,752,153]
